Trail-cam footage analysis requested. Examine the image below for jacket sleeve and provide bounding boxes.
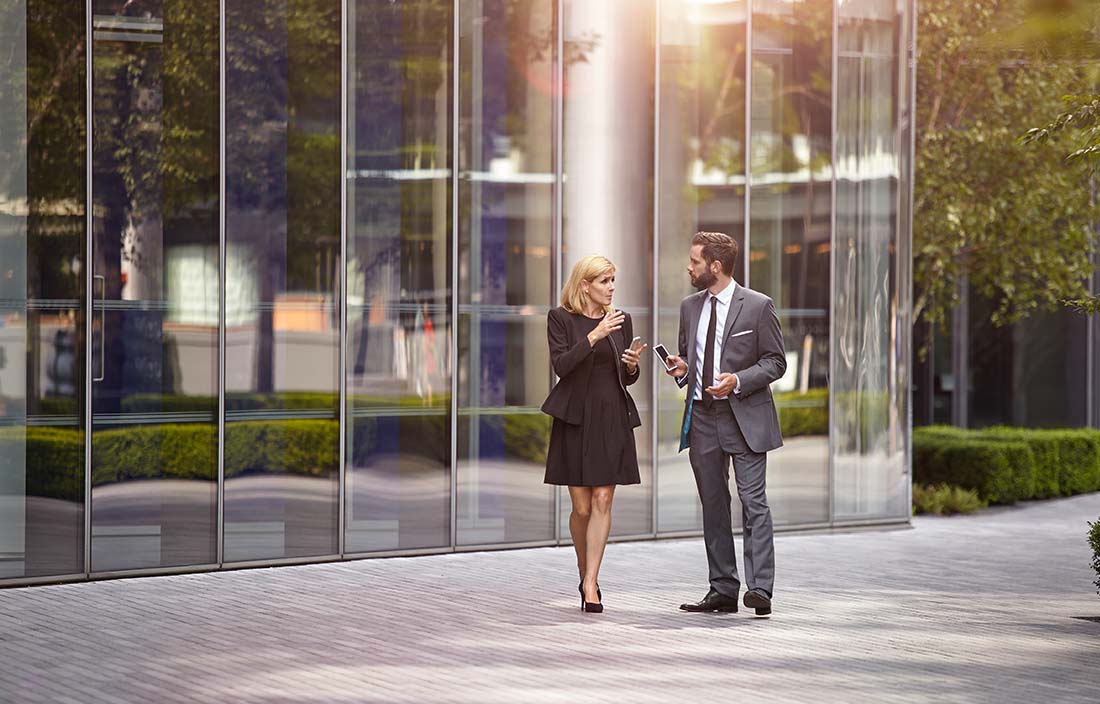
[623,313,641,386]
[733,297,787,396]
[548,308,593,379]
[676,298,691,389]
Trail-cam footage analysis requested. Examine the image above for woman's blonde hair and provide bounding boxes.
[561,254,616,314]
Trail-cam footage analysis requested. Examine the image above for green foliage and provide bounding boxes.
[1052,430,1100,496]
[225,420,337,478]
[92,424,217,485]
[913,426,1100,504]
[776,389,830,438]
[914,0,1097,331]
[1089,519,1100,597]
[937,440,1034,504]
[977,426,1062,498]
[912,483,987,515]
[0,427,85,503]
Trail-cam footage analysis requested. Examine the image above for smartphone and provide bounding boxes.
[629,335,644,353]
[652,343,674,371]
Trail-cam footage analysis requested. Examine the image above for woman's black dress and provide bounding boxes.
[544,315,640,487]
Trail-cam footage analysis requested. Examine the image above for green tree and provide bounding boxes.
[914,0,1097,331]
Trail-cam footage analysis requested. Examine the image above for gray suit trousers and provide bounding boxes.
[688,401,775,598]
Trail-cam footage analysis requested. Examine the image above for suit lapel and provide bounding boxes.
[720,288,747,357]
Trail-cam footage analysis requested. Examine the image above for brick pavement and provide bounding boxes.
[1,493,1098,703]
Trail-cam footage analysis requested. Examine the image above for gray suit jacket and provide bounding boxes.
[676,285,787,454]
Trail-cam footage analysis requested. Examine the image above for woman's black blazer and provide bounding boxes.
[540,306,642,428]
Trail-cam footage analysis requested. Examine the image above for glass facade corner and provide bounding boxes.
[0,0,915,586]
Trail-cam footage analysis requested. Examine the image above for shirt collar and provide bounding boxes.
[710,279,737,306]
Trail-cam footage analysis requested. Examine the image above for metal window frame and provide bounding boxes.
[650,0,661,538]
[552,0,564,544]
[338,0,349,557]
[450,0,460,550]
[83,0,93,578]
[827,0,838,525]
[216,0,227,568]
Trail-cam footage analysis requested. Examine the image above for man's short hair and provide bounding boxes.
[691,231,738,276]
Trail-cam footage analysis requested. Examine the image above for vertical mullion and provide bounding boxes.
[217,0,227,567]
[906,0,918,503]
[743,0,752,286]
[338,0,348,558]
[450,0,459,550]
[650,0,660,537]
[552,0,564,544]
[827,0,838,525]
[83,0,93,579]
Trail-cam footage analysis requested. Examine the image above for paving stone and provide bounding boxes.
[1,494,1098,703]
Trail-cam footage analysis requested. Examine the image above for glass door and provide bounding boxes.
[89,0,220,572]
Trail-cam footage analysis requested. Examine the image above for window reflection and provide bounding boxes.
[656,0,747,533]
[346,0,453,553]
[832,0,908,519]
[749,0,831,525]
[456,0,556,546]
[223,0,341,562]
[561,0,654,537]
[90,0,220,571]
[0,0,87,579]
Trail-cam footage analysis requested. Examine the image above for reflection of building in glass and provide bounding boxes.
[0,0,915,585]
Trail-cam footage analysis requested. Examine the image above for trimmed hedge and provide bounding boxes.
[914,426,1100,505]
[0,427,85,502]
[1053,430,1100,496]
[914,438,1035,504]
[977,427,1061,499]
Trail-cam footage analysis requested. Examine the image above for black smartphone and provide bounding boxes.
[652,344,674,371]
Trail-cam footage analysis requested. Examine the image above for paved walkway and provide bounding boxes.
[2,494,1099,704]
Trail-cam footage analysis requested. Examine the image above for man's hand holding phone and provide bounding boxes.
[653,343,688,379]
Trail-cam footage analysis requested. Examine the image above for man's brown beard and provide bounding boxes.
[692,269,716,291]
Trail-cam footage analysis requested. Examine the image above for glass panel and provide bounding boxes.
[223,0,341,562]
[346,0,453,553]
[967,300,1089,429]
[655,0,747,533]
[456,0,556,546]
[560,0,655,537]
[832,0,908,519]
[1,1,87,580]
[90,0,219,571]
[748,0,831,525]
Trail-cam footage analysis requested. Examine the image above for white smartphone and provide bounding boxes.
[652,343,674,371]
[629,335,644,353]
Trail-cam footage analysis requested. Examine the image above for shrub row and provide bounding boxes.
[913,425,1100,505]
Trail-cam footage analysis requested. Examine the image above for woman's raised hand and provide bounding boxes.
[587,310,625,347]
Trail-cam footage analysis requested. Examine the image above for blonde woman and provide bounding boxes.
[540,254,645,613]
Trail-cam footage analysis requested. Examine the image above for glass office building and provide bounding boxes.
[0,0,914,585]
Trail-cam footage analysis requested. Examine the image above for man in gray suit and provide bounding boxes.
[664,232,787,616]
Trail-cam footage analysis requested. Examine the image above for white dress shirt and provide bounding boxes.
[693,279,741,401]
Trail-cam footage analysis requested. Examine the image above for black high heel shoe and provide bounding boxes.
[578,581,602,600]
[579,582,604,613]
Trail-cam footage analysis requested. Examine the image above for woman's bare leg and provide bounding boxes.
[583,485,616,603]
[568,486,593,582]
